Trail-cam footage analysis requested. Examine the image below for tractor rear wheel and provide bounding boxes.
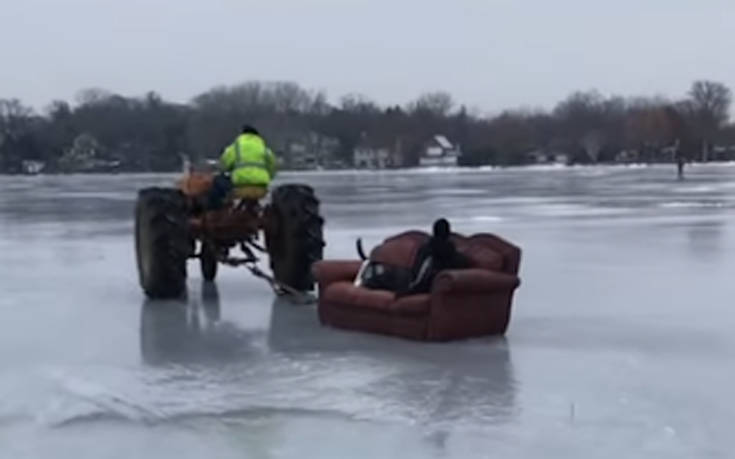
[135,187,190,299]
[266,184,324,292]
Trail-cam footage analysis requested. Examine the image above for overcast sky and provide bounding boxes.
[1,0,734,114]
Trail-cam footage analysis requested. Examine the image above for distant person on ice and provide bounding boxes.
[675,149,686,180]
[208,124,278,209]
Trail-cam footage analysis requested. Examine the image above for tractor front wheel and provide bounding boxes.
[265,184,325,292]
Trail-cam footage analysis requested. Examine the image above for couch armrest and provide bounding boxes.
[433,269,520,294]
[312,260,362,289]
[427,269,520,340]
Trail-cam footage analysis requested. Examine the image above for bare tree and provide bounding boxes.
[340,93,380,114]
[45,100,72,120]
[0,99,34,141]
[74,88,113,106]
[269,81,312,114]
[553,90,605,120]
[688,80,732,127]
[485,111,536,164]
[0,99,37,171]
[309,91,330,116]
[685,80,732,160]
[625,105,675,150]
[409,91,454,117]
[0,99,33,123]
[553,90,609,162]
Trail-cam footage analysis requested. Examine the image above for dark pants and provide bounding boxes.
[398,240,472,297]
[208,173,233,209]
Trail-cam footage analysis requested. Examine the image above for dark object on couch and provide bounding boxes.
[312,230,522,341]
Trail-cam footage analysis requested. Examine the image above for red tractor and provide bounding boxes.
[134,170,324,299]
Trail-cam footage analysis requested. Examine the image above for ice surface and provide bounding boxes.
[0,164,734,458]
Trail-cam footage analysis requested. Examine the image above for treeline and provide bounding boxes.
[0,80,732,173]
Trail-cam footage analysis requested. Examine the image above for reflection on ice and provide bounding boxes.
[137,288,518,430]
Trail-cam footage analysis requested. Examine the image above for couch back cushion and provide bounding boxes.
[367,230,512,274]
[463,234,521,275]
[452,235,504,271]
[369,231,429,268]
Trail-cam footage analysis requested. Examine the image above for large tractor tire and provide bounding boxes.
[135,187,190,299]
[266,184,325,292]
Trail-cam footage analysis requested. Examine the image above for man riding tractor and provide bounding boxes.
[208,124,278,210]
[134,122,324,301]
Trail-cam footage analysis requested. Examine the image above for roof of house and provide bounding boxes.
[434,135,453,149]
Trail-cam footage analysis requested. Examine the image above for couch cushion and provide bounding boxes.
[324,282,395,310]
[323,282,429,316]
[468,233,521,275]
[453,236,504,271]
[371,231,504,272]
[392,294,431,315]
[370,231,429,268]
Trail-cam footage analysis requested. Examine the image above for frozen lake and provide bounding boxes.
[1,164,734,458]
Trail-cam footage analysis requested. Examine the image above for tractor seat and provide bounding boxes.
[230,186,268,201]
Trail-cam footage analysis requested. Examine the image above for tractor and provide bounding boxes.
[134,168,324,300]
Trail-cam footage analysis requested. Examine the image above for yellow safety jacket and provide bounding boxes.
[219,133,277,187]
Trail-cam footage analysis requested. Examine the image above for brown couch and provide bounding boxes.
[312,231,521,341]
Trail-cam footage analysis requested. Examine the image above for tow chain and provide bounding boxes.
[244,263,316,305]
[209,240,316,305]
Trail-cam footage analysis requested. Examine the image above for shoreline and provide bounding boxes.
[4,160,735,177]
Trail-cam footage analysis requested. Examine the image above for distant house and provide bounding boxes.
[526,149,569,165]
[419,135,461,167]
[285,132,340,169]
[354,146,392,169]
[352,133,406,169]
[616,141,685,164]
[58,133,119,172]
[615,149,639,163]
[286,141,316,169]
[712,144,735,161]
[21,160,45,175]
